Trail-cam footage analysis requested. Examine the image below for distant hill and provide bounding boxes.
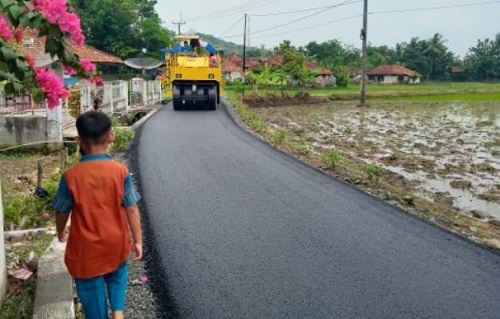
[195,32,271,56]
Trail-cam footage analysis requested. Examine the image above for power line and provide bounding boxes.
[250,14,362,41]
[186,0,285,22]
[219,15,245,38]
[224,0,357,39]
[227,0,500,43]
[370,0,500,15]
[251,0,361,17]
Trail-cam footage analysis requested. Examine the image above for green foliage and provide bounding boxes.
[111,127,135,153]
[306,40,359,70]
[304,33,458,82]
[233,98,269,134]
[332,65,349,88]
[0,0,90,98]
[3,172,60,230]
[230,79,247,97]
[464,34,500,81]
[364,162,382,182]
[69,0,172,59]
[325,149,342,168]
[270,128,288,146]
[297,140,313,156]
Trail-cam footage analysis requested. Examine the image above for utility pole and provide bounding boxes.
[247,16,251,48]
[243,14,247,83]
[360,0,368,106]
[172,12,185,35]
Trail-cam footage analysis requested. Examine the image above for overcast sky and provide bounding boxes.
[156,0,500,57]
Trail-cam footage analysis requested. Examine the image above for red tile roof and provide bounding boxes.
[368,64,415,76]
[450,66,464,73]
[222,54,333,75]
[16,29,123,64]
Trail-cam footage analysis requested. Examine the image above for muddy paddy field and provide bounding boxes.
[243,100,500,248]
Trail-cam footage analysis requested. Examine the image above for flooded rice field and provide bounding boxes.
[254,102,500,221]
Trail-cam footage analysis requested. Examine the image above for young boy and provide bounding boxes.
[52,111,143,319]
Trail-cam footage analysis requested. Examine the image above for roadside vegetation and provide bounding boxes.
[0,233,53,319]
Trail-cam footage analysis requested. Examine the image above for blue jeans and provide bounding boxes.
[74,260,128,319]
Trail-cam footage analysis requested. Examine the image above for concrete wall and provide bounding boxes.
[0,115,47,148]
[0,175,7,306]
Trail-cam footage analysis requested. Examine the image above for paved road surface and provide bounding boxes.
[137,104,500,318]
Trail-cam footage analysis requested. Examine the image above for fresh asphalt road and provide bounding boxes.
[137,104,500,319]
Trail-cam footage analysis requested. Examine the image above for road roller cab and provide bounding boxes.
[161,35,225,110]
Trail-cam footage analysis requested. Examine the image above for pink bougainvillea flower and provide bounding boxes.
[33,0,67,24]
[140,274,148,284]
[0,15,13,40]
[35,68,70,109]
[24,54,35,67]
[95,76,104,87]
[80,58,96,74]
[64,66,76,75]
[32,0,86,45]
[14,28,24,42]
[72,32,85,46]
[58,12,85,45]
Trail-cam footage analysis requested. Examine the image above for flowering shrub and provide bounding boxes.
[35,67,70,107]
[0,0,94,108]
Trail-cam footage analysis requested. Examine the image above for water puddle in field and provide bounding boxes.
[256,101,500,220]
[386,166,500,220]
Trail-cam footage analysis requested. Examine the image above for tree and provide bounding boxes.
[69,0,171,58]
[424,33,454,80]
[464,34,500,81]
[305,40,360,69]
[137,17,172,59]
[0,0,93,108]
[392,34,454,80]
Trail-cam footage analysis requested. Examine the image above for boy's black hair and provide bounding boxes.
[76,111,112,144]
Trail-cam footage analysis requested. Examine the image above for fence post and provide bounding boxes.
[46,100,63,151]
[110,83,114,114]
[124,81,129,112]
[142,80,148,107]
[158,80,162,104]
[0,174,7,306]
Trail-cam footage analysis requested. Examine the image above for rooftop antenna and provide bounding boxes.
[124,58,163,79]
[173,11,185,35]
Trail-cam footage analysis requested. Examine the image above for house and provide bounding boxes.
[306,61,336,87]
[16,29,123,86]
[222,54,244,81]
[368,65,420,84]
[222,54,335,87]
[450,66,466,81]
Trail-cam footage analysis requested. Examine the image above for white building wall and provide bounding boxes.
[383,75,399,84]
[0,175,6,306]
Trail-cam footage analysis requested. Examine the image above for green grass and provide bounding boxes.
[371,92,500,102]
[310,82,500,95]
[228,82,500,102]
[3,171,60,230]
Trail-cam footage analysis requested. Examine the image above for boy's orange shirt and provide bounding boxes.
[60,156,134,279]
